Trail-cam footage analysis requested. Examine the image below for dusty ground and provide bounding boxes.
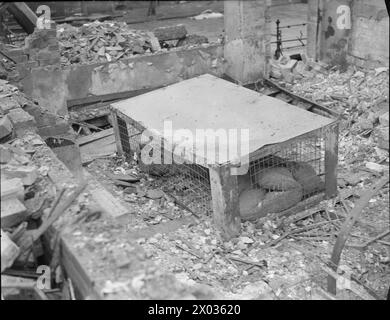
[3,63,388,301]
[76,65,389,299]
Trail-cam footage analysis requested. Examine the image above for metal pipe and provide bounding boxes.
[271,38,307,44]
[279,23,307,29]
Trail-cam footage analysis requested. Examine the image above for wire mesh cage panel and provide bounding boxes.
[113,107,337,219]
[114,111,213,215]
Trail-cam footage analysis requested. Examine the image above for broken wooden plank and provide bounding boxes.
[113,180,137,188]
[76,128,114,146]
[1,197,27,228]
[327,176,390,295]
[83,169,131,218]
[17,183,86,258]
[7,2,37,34]
[322,265,377,300]
[80,134,116,164]
[31,138,103,299]
[60,237,101,299]
[264,78,342,119]
[227,255,267,269]
[33,183,87,242]
[106,172,140,183]
[1,275,36,289]
[348,230,390,250]
[67,87,161,109]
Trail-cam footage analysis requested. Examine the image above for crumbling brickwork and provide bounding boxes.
[307,0,389,68]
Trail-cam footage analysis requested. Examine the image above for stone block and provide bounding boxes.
[38,56,60,67]
[38,121,71,137]
[1,230,20,272]
[0,145,12,163]
[375,126,389,150]
[0,115,13,139]
[5,48,24,57]
[153,25,187,41]
[293,61,308,76]
[379,112,389,127]
[2,165,38,186]
[279,58,298,71]
[0,97,20,114]
[7,108,36,137]
[0,178,24,201]
[48,44,60,52]
[37,49,54,61]
[12,54,28,64]
[23,104,57,127]
[1,197,27,228]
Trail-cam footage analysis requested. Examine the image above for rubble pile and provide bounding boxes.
[56,21,160,66]
[0,79,71,139]
[0,57,19,83]
[56,21,210,66]
[0,136,55,299]
[270,57,389,159]
[266,61,389,298]
[287,65,389,168]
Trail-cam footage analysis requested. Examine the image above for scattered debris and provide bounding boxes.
[191,10,223,20]
[57,21,160,66]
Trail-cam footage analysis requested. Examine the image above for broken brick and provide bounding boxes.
[1,178,25,201]
[379,112,389,127]
[1,197,27,229]
[279,58,298,71]
[3,165,38,186]
[6,108,36,137]
[0,96,20,114]
[0,115,13,140]
[375,126,389,150]
[1,230,20,272]
[0,145,12,163]
[153,24,187,41]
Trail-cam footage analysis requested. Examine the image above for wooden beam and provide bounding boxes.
[327,175,389,295]
[263,78,342,119]
[76,128,114,146]
[7,3,37,34]
[324,122,339,199]
[209,165,241,240]
[110,111,123,156]
[67,87,162,109]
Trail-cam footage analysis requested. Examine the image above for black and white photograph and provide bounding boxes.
[0,0,389,306]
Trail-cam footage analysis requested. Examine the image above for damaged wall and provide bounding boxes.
[349,0,389,66]
[19,44,225,116]
[307,0,389,67]
[224,0,270,84]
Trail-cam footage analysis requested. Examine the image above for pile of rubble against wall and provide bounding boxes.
[0,79,60,298]
[56,21,208,66]
[0,79,72,139]
[0,54,19,83]
[0,125,92,299]
[2,21,210,81]
[269,56,389,154]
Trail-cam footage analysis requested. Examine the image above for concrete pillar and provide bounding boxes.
[306,0,352,70]
[306,0,321,61]
[224,0,270,85]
